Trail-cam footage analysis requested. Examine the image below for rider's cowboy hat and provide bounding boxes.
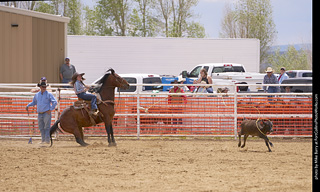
[72,72,85,81]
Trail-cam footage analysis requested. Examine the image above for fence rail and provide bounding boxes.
[0,83,312,139]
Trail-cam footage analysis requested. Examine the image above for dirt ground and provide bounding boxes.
[0,137,312,192]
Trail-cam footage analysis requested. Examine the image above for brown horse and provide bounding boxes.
[50,69,129,147]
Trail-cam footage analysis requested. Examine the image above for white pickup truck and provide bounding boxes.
[286,70,312,78]
[181,63,265,92]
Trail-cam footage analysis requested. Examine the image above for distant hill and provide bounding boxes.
[269,43,312,53]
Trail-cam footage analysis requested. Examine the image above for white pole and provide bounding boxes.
[234,84,238,140]
[136,89,141,139]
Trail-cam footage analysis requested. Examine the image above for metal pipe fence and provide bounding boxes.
[0,83,312,138]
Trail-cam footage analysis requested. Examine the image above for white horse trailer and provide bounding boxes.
[67,36,260,84]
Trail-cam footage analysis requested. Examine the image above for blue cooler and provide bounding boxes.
[161,77,178,91]
[184,78,194,84]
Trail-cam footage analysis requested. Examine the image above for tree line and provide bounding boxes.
[2,0,311,70]
[2,0,206,38]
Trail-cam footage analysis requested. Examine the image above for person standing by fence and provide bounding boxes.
[26,82,57,145]
[278,67,289,84]
[168,80,187,130]
[263,67,279,93]
[60,57,76,86]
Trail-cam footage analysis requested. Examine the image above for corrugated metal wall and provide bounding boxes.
[0,11,33,83]
[68,36,260,83]
[0,8,67,84]
[32,18,65,83]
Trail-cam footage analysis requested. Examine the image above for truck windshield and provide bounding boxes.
[287,72,297,78]
[143,77,162,90]
[302,72,312,77]
[212,66,245,73]
[189,66,202,77]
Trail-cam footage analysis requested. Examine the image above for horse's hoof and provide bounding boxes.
[81,142,89,147]
[108,142,117,147]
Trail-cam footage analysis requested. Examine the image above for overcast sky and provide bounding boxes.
[83,0,312,46]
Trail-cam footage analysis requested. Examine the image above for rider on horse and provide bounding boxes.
[70,72,99,116]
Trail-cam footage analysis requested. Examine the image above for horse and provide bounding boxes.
[49,69,129,147]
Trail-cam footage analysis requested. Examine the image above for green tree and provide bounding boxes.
[34,2,55,14]
[156,0,204,38]
[128,0,159,37]
[220,0,277,64]
[95,0,130,36]
[267,45,311,71]
[66,0,83,35]
[33,0,83,35]
[186,22,206,38]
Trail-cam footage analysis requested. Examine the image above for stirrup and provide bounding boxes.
[89,109,99,116]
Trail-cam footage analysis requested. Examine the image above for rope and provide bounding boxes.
[217,89,271,136]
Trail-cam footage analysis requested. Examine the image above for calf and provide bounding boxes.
[238,119,274,152]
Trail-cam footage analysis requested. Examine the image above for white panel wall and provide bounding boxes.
[67,36,260,83]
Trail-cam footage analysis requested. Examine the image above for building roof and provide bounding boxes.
[0,5,70,23]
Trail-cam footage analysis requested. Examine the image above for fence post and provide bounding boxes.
[234,84,238,139]
[136,88,141,139]
[54,89,60,139]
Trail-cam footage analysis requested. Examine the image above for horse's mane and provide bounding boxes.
[96,68,115,85]
[93,68,115,93]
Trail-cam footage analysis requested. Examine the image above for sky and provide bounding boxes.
[83,0,312,46]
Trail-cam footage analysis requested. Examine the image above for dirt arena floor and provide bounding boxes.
[0,137,312,192]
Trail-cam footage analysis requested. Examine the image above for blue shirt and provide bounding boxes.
[27,91,57,113]
[278,73,289,84]
[74,80,86,94]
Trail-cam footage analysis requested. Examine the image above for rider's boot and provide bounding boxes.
[89,109,99,116]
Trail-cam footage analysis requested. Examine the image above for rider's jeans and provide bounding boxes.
[77,92,98,110]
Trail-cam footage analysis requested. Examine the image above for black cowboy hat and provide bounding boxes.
[37,81,49,87]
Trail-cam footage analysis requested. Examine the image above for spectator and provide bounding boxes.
[263,67,279,93]
[285,86,292,93]
[193,68,213,93]
[168,80,187,104]
[217,87,229,93]
[194,81,208,95]
[30,77,52,93]
[26,81,57,145]
[278,67,289,84]
[60,57,76,85]
[178,77,189,92]
[168,80,187,127]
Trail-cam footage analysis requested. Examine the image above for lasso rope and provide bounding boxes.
[217,89,271,136]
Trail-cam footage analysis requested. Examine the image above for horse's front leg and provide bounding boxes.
[110,124,117,146]
[105,123,116,147]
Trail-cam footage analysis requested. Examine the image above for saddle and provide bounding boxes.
[73,93,102,110]
[73,98,91,110]
[73,97,102,126]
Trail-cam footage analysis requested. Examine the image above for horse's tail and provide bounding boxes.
[50,119,61,147]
